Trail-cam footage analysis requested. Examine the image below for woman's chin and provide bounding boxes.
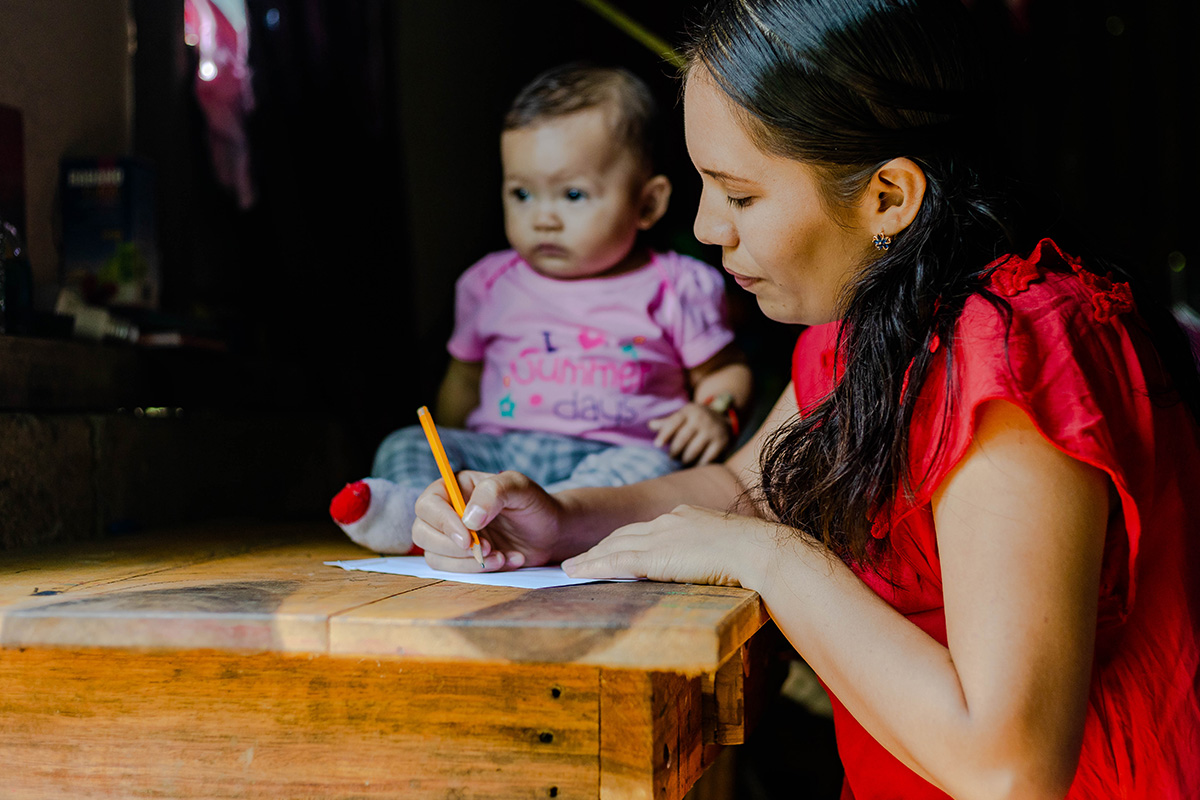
[755,297,809,327]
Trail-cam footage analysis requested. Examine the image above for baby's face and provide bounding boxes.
[501,108,649,280]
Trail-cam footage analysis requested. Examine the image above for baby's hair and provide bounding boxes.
[504,63,659,171]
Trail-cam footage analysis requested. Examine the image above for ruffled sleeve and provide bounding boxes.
[905,239,1161,624]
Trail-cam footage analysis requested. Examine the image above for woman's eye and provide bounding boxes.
[725,195,753,209]
[565,188,587,201]
[510,188,530,201]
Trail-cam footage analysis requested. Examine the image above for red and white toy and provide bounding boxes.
[329,478,424,555]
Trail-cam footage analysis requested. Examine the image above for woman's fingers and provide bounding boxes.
[561,543,643,579]
[412,471,503,558]
[410,513,488,557]
[562,505,749,586]
[422,547,509,573]
[412,480,473,551]
[457,470,533,525]
[563,551,644,579]
[561,520,651,577]
[413,468,563,573]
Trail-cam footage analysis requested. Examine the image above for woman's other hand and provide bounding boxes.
[647,402,732,466]
[562,504,778,589]
[412,470,565,572]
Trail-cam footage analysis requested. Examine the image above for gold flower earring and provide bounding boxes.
[873,232,892,251]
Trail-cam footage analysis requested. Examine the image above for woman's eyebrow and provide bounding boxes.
[700,167,755,186]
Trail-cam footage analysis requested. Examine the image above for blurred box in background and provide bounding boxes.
[59,157,160,309]
[0,104,24,234]
[0,104,33,334]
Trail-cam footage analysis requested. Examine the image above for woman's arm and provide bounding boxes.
[820,398,1108,796]
[754,399,1107,799]
[412,382,800,570]
[564,398,1108,800]
[556,378,798,542]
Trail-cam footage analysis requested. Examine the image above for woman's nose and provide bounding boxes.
[693,189,734,247]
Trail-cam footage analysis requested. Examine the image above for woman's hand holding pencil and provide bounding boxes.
[417,406,485,567]
[411,465,570,573]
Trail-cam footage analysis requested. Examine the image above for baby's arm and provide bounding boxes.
[435,358,484,429]
[648,343,753,465]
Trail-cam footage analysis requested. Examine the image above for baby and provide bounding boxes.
[331,63,752,554]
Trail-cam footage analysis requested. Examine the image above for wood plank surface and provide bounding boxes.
[0,519,342,604]
[0,522,415,652]
[0,647,600,799]
[331,579,769,672]
[0,522,768,673]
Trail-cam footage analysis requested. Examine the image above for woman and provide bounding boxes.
[413,1,1200,797]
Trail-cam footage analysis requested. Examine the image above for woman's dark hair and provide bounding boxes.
[686,0,1200,565]
[504,62,660,172]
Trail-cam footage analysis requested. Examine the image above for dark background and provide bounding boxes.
[131,0,1199,473]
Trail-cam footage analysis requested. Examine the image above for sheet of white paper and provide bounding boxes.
[324,556,634,589]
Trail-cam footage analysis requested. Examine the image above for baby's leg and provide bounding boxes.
[330,476,426,554]
[372,425,455,486]
[495,430,611,487]
[544,444,681,494]
[331,426,506,553]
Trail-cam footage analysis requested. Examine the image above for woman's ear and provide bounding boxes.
[863,157,926,238]
[637,174,672,230]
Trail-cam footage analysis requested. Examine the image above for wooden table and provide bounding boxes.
[0,520,778,799]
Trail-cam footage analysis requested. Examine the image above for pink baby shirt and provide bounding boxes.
[447,249,736,448]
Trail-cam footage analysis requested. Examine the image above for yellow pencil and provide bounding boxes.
[417,406,485,567]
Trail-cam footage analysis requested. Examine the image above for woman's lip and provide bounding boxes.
[725,268,759,288]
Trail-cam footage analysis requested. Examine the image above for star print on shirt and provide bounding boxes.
[498,394,516,418]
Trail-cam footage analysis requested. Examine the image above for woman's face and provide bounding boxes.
[684,70,870,326]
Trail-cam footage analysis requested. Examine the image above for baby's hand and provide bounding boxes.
[647,402,732,466]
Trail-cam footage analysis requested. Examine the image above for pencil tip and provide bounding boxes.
[473,542,485,567]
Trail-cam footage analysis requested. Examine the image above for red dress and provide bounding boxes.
[791,240,1200,798]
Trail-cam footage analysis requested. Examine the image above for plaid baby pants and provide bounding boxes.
[371,425,681,494]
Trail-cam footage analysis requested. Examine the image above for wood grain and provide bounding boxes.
[0,647,600,799]
[1,524,767,673]
[0,522,409,652]
[332,580,769,672]
[0,523,775,798]
[598,670,710,800]
[0,520,339,605]
[704,622,789,746]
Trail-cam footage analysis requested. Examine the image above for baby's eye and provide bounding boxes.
[510,187,530,201]
[565,188,588,201]
[725,195,754,209]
